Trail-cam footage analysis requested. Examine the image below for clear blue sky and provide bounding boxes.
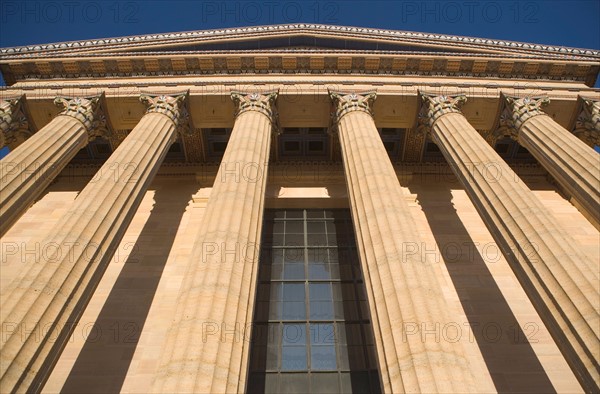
[0,1,598,51]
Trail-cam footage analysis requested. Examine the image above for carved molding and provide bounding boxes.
[139,91,191,136]
[500,94,550,133]
[54,94,111,142]
[417,92,467,134]
[230,90,279,124]
[0,95,33,149]
[329,91,377,124]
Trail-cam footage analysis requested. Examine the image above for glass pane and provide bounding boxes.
[281,346,307,370]
[307,222,326,233]
[310,283,332,300]
[310,301,334,320]
[284,263,305,280]
[272,233,284,246]
[273,221,285,233]
[283,283,305,301]
[307,234,326,246]
[283,324,306,346]
[266,345,278,370]
[279,373,309,393]
[285,233,304,246]
[311,345,337,370]
[310,323,335,345]
[265,373,279,393]
[311,373,339,393]
[269,301,281,320]
[270,283,282,301]
[306,210,324,218]
[286,221,304,233]
[271,263,283,280]
[285,249,304,263]
[282,301,306,320]
[308,262,330,280]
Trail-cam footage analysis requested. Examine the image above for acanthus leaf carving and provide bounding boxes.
[139,91,191,138]
[230,90,279,124]
[501,94,550,132]
[0,95,32,149]
[54,93,111,142]
[328,90,377,125]
[417,92,467,136]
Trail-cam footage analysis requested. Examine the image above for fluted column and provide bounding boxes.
[420,93,600,393]
[330,91,476,393]
[153,91,277,393]
[0,95,106,237]
[502,95,600,230]
[0,92,188,393]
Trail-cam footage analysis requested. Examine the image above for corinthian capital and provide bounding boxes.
[230,91,278,122]
[1,95,33,149]
[573,97,600,146]
[329,91,376,123]
[501,94,550,132]
[417,92,467,133]
[54,94,110,141]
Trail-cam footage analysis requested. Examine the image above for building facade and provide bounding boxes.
[0,24,599,393]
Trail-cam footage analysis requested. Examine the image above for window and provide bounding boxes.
[279,128,329,159]
[248,210,381,393]
[378,128,406,159]
[203,128,232,160]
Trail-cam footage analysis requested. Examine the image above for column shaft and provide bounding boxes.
[153,92,276,393]
[519,115,600,229]
[332,92,476,393]
[0,93,184,393]
[0,115,87,237]
[424,95,599,392]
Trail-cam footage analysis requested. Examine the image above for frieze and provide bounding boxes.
[3,54,595,86]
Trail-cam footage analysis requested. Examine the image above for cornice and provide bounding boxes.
[1,24,598,60]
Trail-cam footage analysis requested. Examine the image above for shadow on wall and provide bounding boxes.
[414,182,556,394]
[59,181,197,393]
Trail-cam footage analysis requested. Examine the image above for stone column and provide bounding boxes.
[502,95,600,230]
[153,91,277,393]
[420,93,600,392]
[330,91,476,393]
[0,92,188,393]
[0,95,106,237]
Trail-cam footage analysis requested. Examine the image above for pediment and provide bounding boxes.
[1,24,598,86]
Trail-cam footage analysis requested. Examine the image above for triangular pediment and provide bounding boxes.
[1,24,598,86]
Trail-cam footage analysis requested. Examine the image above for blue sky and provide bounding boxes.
[1,1,598,51]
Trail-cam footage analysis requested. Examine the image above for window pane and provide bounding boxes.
[310,301,334,320]
[307,233,326,246]
[311,346,337,370]
[281,346,307,370]
[311,373,339,393]
[310,283,332,300]
[283,283,305,301]
[264,373,279,393]
[285,233,304,246]
[310,323,335,344]
[308,262,330,280]
[283,324,306,346]
[279,373,309,393]
[284,263,305,280]
[307,222,326,233]
[286,221,304,234]
[282,302,306,320]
